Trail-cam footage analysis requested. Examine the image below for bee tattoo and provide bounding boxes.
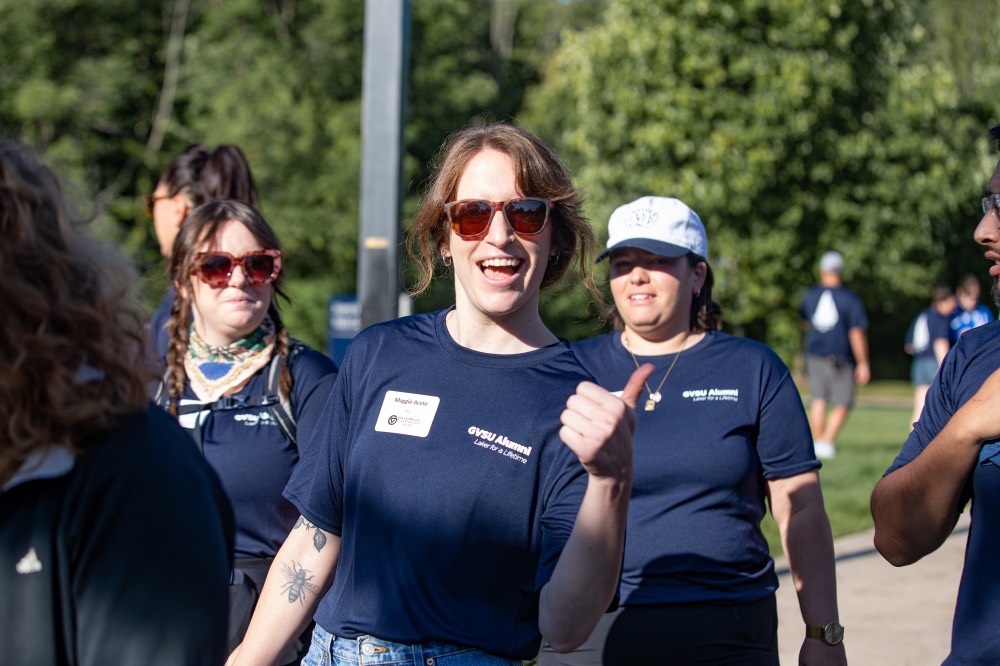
[294,515,328,552]
[280,560,321,605]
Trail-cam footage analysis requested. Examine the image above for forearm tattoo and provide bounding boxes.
[279,560,321,605]
[294,515,329,552]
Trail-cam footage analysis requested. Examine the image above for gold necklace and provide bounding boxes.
[624,331,685,412]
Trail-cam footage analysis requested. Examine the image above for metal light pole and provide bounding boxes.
[357,0,411,329]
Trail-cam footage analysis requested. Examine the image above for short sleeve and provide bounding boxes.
[284,344,355,536]
[756,356,820,480]
[535,447,587,591]
[289,346,339,455]
[847,291,869,330]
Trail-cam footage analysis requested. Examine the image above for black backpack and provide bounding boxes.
[154,341,306,451]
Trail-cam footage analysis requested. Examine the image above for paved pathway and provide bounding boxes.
[774,511,970,665]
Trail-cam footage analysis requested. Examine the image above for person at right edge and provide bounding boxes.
[799,250,871,459]
[539,196,845,666]
[872,124,1000,665]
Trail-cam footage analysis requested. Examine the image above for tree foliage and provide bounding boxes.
[1,0,998,375]
[521,0,999,372]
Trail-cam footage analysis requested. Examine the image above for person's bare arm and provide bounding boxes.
[848,327,870,385]
[228,517,339,666]
[769,472,846,665]
[539,365,651,652]
[871,368,1000,565]
[933,337,950,366]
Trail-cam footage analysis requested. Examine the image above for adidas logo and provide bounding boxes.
[16,547,42,574]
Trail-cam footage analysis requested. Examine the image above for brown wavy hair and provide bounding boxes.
[604,253,724,333]
[406,122,602,306]
[163,200,292,416]
[0,140,151,482]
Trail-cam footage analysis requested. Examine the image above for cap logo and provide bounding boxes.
[625,207,658,228]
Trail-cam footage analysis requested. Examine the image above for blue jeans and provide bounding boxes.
[301,625,521,666]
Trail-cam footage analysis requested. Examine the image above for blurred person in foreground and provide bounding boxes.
[228,123,651,666]
[799,250,870,459]
[0,139,234,665]
[950,273,993,341]
[872,124,1000,665]
[904,285,956,427]
[156,199,338,663]
[146,144,259,360]
[539,196,844,666]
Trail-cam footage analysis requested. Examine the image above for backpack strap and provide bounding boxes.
[155,342,306,449]
[268,340,307,447]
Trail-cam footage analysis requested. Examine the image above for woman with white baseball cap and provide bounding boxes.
[539,196,845,665]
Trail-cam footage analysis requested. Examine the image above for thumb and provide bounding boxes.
[620,363,655,409]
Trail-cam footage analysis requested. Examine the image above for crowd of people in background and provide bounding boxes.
[3,119,1000,666]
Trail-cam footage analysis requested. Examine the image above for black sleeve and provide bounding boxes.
[66,407,235,666]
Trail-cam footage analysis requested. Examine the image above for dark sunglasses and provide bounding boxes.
[144,193,170,219]
[443,197,552,239]
[192,250,282,288]
[983,192,1000,217]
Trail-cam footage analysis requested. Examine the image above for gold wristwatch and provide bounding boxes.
[806,621,844,645]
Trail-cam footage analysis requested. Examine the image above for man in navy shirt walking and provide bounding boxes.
[799,251,871,459]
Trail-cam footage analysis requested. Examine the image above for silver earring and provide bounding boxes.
[442,254,452,267]
[548,252,560,266]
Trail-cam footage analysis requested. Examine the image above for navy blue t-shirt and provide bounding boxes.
[905,307,952,361]
[950,304,994,342]
[284,309,591,660]
[173,344,338,559]
[572,330,818,605]
[886,320,1000,665]
[149,287,175,363]
[799,285,868,362]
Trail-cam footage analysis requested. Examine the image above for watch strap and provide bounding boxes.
[805,625,825,640]
[805,621,844,645]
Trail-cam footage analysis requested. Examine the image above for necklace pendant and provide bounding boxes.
[650,391,662,403]
[644,398,656,411]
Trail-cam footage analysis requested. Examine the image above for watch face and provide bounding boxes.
[824,623,844,645]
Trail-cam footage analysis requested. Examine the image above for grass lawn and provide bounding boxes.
[762,383,914,557]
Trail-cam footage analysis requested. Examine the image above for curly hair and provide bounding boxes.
[406,122,602,306]
[0,140,151,482]
[164,200,292,416]
[158,144,258,208]
[604,254,724,333]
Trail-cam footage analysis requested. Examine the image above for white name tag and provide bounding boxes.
[374,390,441,438]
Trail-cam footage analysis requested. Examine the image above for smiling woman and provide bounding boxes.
[227,123,654,666]
[541,196,845,666]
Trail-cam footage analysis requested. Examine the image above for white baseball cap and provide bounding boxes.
[597,196,708,262]
[819,251,844,274]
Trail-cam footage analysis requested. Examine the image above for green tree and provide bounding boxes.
[522,0,992,374]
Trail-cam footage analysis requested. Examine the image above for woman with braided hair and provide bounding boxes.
[146,143,259,360]
[158,198,338,665]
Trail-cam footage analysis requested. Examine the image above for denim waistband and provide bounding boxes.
[312,625,518,665]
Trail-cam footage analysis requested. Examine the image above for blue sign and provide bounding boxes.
[327,295,360,366]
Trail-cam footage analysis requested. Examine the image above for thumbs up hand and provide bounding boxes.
[560,364,654,481]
